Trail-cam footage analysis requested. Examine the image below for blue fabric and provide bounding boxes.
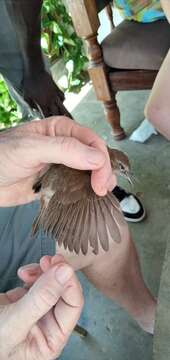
[114,0,165,23]
[0,202,56,292]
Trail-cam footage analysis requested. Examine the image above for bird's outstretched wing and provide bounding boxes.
[32,165,126,255]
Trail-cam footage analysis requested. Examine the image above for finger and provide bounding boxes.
[6,287,27,303]
[37,310,64,356]
[49,118,115,195]
[52,118,114,194]
[13,117,107,172]
[53,276,83,341]
[51,254,66,266]
[38,135,106,170]
[6,263,74,345]
[40,254,65,272]
[39,256,52,272]
[46,118,114,195]
[38,275,83,358]
[18,255,66,285]
[13,133,106,172]
[0,288,27,305]
[71,125,114,195]
[18,263,42,285]
[107,175,117,192]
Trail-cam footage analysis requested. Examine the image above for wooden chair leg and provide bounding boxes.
[66,0,125,139]
[105,4,114,30]
[74,324,88,338]
[104,94,126,140]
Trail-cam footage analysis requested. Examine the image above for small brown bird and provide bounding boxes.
[32,148,131,255]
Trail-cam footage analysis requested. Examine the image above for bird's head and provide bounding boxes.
[109,148,132,184]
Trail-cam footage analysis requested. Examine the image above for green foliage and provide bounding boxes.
[41,0,88,92]
[0,76,22,129]
[0,0,88,128]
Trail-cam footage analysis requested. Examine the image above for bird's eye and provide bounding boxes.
[119,163,125,171]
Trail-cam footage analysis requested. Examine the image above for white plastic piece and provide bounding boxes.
[130,118,158,143]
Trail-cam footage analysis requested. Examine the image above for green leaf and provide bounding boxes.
[0,0,89,126]
[63,38,76,46]
[41,0,88,92]
[51,21,62,34]
[41,33,50,52]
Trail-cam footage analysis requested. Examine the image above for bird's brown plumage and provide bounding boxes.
[32,148,130,255]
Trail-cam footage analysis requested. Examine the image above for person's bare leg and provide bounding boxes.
[58,226,156,334]
[145,50,170,140]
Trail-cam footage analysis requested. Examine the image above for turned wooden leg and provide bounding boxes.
[105,4,114,30]
[104,95,126,140]
[67,0,125,139]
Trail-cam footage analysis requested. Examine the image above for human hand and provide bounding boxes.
[0,116,116,206]
[0,255,83,360]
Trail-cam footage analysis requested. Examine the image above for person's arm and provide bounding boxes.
[161,0,170,23]
[6,0,70,117]
[7,0,43,76]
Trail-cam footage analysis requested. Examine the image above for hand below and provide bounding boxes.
[0,255,83,360]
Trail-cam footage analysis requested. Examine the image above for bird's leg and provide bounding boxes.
[74,324,88,338]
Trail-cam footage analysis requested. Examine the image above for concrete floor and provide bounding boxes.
[60,87,170,360]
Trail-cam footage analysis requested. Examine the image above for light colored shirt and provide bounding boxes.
[114,0,165,22]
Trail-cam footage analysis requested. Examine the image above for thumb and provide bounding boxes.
[5,263,73,345]
[27,135,106,171]
[56,136,106,170]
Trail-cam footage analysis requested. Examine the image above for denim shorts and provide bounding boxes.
[0,202,55,292]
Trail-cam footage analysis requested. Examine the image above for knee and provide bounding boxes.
[144,102,160,126]
[145,101,170,137]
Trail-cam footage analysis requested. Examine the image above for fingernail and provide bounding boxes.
[96,185,107,196]
[99,188,107,196]
[19,263,39,271]
[51,254,65,265]
[55,265,72,285]
[92,183,107,197]
[88,148,105,165]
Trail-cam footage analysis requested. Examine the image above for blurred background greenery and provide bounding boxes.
[0,0,88,129]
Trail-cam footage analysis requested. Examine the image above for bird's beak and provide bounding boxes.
[124,171,134,185]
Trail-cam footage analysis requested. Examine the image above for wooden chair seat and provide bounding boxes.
[102,19,170,70]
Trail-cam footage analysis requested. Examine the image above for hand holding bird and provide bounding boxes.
[0,115,130,254]
[0,116,117,205]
